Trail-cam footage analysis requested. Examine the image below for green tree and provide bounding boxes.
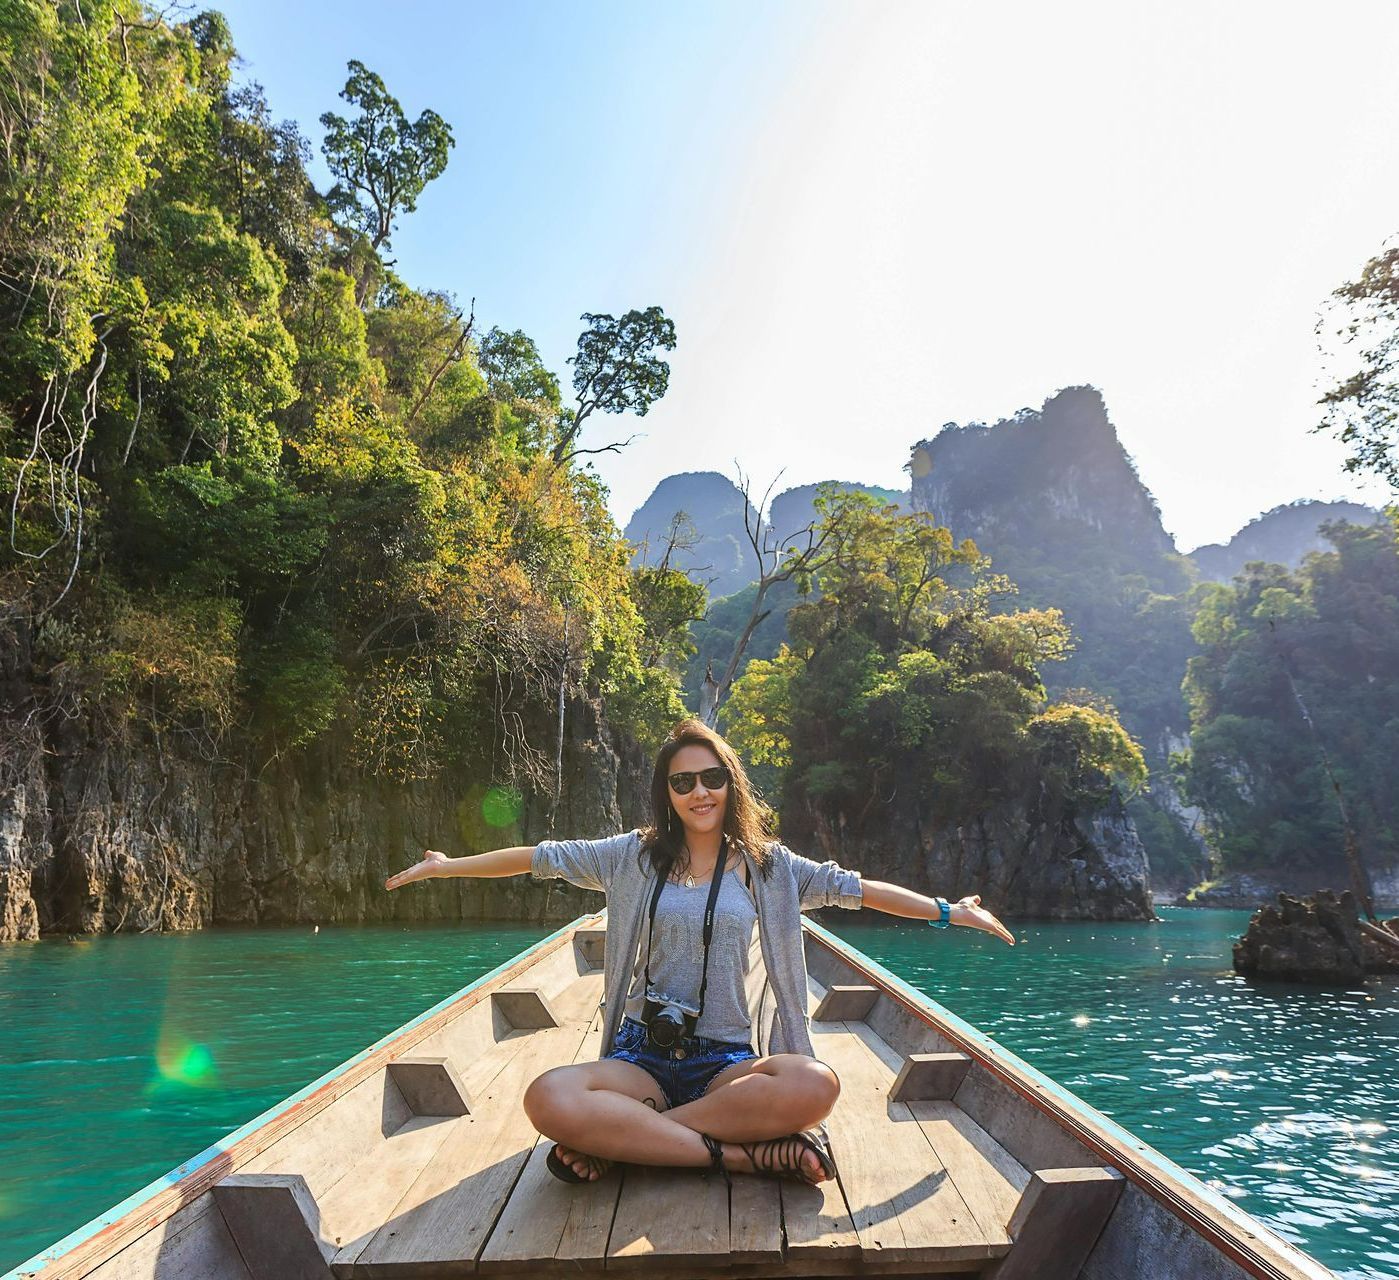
[477,325,561,455]
[284,267,378,412]
[0,3,686,802]
[552,307,676,464]
[319,60,454,253]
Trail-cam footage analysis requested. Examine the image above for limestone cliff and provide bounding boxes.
[787,789,1153,923]
[0,620,647,941]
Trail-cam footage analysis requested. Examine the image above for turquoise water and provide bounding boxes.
[0,910,1396,1278]
[835,910,1399,1280]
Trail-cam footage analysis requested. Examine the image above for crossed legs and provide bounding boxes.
[522,1053,840,1182]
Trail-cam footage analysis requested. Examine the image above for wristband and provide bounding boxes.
[927,896,951,929]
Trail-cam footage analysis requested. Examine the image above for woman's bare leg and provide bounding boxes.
[668,1054,839,1142]
[525,1055,839,1183]
[524,1060,713,1178]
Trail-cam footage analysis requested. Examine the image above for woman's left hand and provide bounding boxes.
[952,895,1015,945]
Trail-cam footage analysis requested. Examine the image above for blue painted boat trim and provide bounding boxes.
[803,917,1333,1279]
[6,914,593,1280]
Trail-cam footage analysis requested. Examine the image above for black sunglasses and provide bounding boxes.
[667,765,731,794]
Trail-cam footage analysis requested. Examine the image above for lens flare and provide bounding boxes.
[481,785,523,829]
[154,1029,217,1087]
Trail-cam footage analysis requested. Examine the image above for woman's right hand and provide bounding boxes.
[385,849,451,891]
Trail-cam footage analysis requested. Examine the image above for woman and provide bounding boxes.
[385,718,1014,1187]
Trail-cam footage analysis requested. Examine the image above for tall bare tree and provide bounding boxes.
[701,471,846,727]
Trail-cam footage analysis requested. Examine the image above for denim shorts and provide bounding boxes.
[606,1015,758,1107]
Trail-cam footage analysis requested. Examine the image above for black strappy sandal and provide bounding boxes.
[739,1130,836,1185]
[546,1143,614,1184]
[700,1132,731,1185]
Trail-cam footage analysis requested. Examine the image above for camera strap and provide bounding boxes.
[643,839,729,1028]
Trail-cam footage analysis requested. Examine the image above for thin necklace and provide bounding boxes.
[679,838,724,889]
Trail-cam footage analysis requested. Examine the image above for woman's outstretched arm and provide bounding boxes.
[861,880,1016,945]
[385,845,534,891]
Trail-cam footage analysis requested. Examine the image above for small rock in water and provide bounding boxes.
[1233,889,1380,984]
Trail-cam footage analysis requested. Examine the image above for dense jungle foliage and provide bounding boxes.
[1179,513,1399,876]
[0,2,696,788]
[720,491,1148,836]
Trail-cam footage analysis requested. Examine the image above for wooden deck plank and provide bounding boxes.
[463,1266,985,1279]
[541,1015,625,1271]
[549,1163,623,1270]
[811,983,1019,1257]
[86,1196,255,1280]
[728,1174,783,1264]
[351,1029,580,1274]
[778,1174,862,1263]
[350,978,601,1275]
[812,1021,998,1263]
[778,978,864,1264]
[238,1066,415,1201]
[479,1004,623,1273]
[906,1101,1025,1248]
[325,1115,461,1272]
[605,1164,731,1269]
[249,954,602,1228]
[478,1140,623,1274]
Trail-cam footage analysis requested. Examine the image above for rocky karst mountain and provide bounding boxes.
[624,474,909,600]
[1190,499,1384,582]
[623,472,753,597]
[626,388,1390,899]
[767,481,907,546]
[909,386,1194,754]
[910,386,1180,575]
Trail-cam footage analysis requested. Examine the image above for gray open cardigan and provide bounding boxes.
[532,830,864,1059]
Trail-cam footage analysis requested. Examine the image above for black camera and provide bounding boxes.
[641,991,700,1049]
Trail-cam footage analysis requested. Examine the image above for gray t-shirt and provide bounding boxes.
[623,865,757,1044]
[530,830,864,1063]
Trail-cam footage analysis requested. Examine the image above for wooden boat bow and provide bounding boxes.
[8,914,1339,1280]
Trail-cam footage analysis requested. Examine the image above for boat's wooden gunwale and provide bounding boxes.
[802,918,1334,1280]
[12,914,602,1280]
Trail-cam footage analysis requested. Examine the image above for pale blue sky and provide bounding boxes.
[214,0,1398,550]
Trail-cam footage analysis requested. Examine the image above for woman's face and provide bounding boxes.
[667,743,729,840]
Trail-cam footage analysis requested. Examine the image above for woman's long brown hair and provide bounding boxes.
[640,719,774,880]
